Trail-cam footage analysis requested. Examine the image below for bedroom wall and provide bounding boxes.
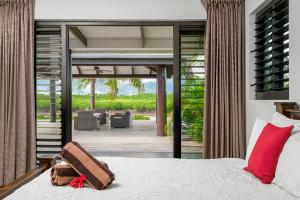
[35,0,206,20]
[245,0,300,143]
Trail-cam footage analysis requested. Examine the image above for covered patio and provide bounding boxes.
[70,50,174,156]
[71,49,173,136]
[73,120,202,158]
[73,120,172,157]
[70,50,202,158]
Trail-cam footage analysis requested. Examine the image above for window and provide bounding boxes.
[251,0,289,100]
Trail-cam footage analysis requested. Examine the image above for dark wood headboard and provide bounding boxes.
[274,102,300,120]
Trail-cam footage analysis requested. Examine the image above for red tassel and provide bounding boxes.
[68,174,86,189]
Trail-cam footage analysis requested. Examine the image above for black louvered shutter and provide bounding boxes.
[251,0,289,100]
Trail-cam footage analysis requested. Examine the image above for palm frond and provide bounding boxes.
[104,79,119,99]
[76,78,144,98]
[76,79,90,90]
[129,79,144,94]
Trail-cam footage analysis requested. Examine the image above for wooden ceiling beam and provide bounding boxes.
[94,66,100,75]
[69,27,87,47]
[76,66,82,74]
[140,26,145,48]
[146,66,158,74]
[146,65,173,78]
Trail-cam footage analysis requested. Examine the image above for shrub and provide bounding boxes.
[133,114,150,120]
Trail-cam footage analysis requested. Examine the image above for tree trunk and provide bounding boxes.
[90,79,95,111]
[50,80,56,122]
[156,66,167,136]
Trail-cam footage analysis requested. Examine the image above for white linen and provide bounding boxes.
[6,157,297,200]
[245,118,268,161]
[273,133,300,197]
[272,112,300,134]
[272,112,300,197]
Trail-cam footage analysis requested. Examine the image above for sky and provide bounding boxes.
[37,78,173,95]
[72,79,173,95]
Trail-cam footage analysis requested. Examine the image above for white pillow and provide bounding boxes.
[271,112,300,197]
[273,133,300,197]
[245,118,268,162]
[271,112,300,135]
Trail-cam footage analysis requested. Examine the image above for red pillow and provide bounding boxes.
[244,123,293,184]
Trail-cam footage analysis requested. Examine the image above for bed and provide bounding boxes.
[5,157,297,200]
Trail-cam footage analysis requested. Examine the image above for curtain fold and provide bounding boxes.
[0,0,36,186]
[202,0,246,159]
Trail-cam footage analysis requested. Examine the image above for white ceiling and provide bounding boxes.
[72,65,154,75]
[143,26,173,38]
[69,26,173,39]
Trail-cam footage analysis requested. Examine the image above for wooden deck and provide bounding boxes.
[73,120,203,159]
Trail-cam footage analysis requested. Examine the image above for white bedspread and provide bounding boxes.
[6,157,298,200]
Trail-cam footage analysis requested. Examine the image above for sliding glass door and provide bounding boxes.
[35,21,205,158]
[180,28,205,159]
[174,26,205,158]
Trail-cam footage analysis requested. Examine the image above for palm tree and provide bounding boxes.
[76,79,96,111]
[128,79,144,94]
[76,78,144,111]
[103,79,118,98]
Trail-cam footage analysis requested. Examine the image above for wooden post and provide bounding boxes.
[90,79,95,111]
[50,80,56,122]
[156,66,167,136]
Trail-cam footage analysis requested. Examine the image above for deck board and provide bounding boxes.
[73,120,203,158]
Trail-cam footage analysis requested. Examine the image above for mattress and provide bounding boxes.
[5,157,298,200]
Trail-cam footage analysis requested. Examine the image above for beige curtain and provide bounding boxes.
[202,0,245,159]
[0,0,36,186]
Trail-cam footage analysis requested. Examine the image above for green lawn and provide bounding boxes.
[36,93,173,113]
[36,91,204,142]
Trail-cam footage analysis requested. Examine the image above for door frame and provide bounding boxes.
[35,20,206,158]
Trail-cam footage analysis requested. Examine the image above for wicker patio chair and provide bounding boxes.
[76,111,99,130]
[110,111,132,128]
